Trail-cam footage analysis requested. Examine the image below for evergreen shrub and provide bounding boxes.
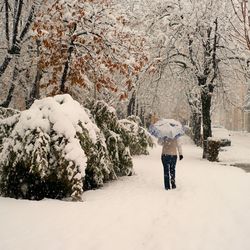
[0,95,96,201]
[0,96,141,201]
[0,108,20,153]
[119,115,154,155]
[207,137,220,162]
[90,101,133,177]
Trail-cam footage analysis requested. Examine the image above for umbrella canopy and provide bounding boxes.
[149,118,185,139]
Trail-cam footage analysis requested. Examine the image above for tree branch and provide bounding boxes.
[12,0,23,47]
[4,0,10,48]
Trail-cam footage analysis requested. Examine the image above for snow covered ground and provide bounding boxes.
[218,131,250,164]
[0,135,250,250]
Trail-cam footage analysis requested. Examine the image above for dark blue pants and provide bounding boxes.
[161,155,177,189]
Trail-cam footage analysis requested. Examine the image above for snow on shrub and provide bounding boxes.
[0,108,20,153]
[119,115,154,156]
[0,95,99,201]
[0,96,150,201]
[207,137,221,162]
[78,117,116,190]
[0,107,20,119]
[90,101,133,177]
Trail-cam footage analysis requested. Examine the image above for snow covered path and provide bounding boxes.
[1,137,250,250]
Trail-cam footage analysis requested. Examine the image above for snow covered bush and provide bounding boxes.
[0,95,99,201]
[0,108,20,153]
[78,122,116,191]
[0,107,20,119]
[0,95,137,201]
[207,137,220,162]
[90,101,133,177]
[119,116,154,156]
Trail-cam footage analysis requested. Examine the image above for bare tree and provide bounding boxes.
[145,0,246,157]
[0,0,42,107]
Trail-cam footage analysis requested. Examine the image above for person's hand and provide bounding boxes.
[179,155,183,161]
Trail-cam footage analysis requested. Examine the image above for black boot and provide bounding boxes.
[171,180,176,189]
[165,182,170,190]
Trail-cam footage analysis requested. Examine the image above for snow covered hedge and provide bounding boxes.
[0,107,20,119]
[0,95,153,201]
[90,101,134,179]
[0,95,95,201]
[119,115,154,156]
[0,108,20,153]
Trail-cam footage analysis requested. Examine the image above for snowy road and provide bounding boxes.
[1,136,250,250]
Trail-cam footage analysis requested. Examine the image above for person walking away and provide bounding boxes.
[159,137,183,190]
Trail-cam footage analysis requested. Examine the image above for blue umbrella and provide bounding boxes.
[149,119,184,139]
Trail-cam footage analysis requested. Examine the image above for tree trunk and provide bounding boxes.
[201,89,212,158]
[60,24,76,93]
[187,91,202,146]
[26,40,42,108]
[127,91,136,116]
[0,82,15,108]
[0,66,18,108]
[191,111,202,146]
[139,106,145,126]
[0,56,12,79]
[0,1,37,80]
[60,44,74,93]
[26,68,42,108]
